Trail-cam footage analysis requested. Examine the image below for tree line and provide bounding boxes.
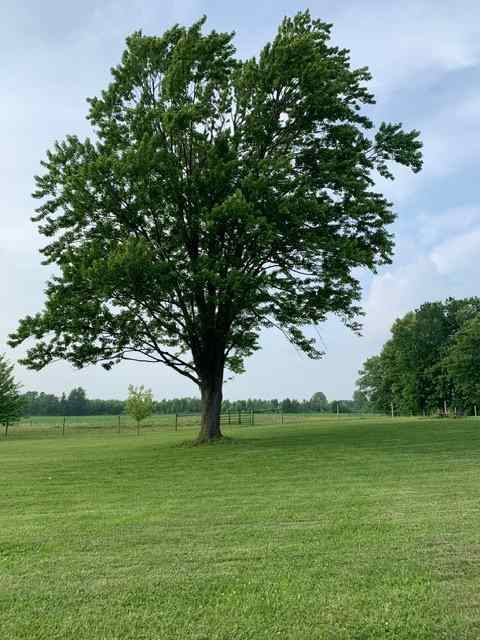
[357,297,480,415]
[20,388,125,416]
[19,388,368,417]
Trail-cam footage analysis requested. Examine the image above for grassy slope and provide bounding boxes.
[1,417,480,639]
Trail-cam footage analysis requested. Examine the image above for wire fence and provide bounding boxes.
[0,410,391,441]
[1,414,174,440]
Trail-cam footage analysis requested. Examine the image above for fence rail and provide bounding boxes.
[175,409,256,430]
[1,410,391,441]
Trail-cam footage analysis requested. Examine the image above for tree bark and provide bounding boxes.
[197,378,223,443]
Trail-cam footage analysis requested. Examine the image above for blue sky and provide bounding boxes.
[1,0,479,401]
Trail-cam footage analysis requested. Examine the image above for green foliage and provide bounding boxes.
[0,354,23,425]
[10,13,422,437]
[445,316,480,408]
[21,388,125,416]
[352,388,369,411]
[66,387,88,416]
[357,298,480,414]
[310,391,328,411]
[126,384,154,426]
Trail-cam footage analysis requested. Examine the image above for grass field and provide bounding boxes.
[2,416,480,639]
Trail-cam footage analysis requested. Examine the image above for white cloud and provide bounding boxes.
[430,228,480,274]
[361,217,480,346]
[416,206,480,248]
[363,258,442,339]
[330,0,480,96]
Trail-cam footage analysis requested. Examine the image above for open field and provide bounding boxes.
[2,416,480,639]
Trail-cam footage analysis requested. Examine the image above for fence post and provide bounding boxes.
[281,412,284,425]
[475,405,478,417]
[62,416,66,436]
[252,409,255,426]
[175,413,178,432]
[228,410,231,425]
[118,415,121,433]
[5,421,8,439]
[238,410,241,425]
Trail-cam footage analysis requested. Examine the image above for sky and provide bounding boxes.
[1,0,480,402]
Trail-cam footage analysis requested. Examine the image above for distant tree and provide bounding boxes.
[20,390,35,416]
[126,385,154,434]
[0,355,23,436]
[66,387,88,416]
[356,298,480,414]
[10,13,422,442]
[331,400,354,413]
[445,316,480,412]
[352,389,369,412]
[290,399,301,413]
[19,390,60,416]
[310,391,328,412]
[357,354,393,413]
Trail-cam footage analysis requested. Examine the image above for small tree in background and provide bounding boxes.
[126,385,154,435]
[0,355,24,437]
[310,392,328,412]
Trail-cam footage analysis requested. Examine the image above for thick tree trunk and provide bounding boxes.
[197,378,223,443]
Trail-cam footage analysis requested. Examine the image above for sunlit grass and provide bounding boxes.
[1,416,480,638]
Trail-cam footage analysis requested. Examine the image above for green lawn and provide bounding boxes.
[1,416,480,639]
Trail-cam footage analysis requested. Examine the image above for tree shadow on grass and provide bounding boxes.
[216,419,480,458]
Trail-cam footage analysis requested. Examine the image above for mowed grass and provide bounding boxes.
[2,417,480,639]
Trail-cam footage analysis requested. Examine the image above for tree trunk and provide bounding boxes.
[197,379,223,443]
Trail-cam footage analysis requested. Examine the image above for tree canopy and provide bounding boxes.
[9,12,422,441]
[0,355,23,429]
[445,316,480,410]
[310,391,328,411]
[357,298,480,415]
